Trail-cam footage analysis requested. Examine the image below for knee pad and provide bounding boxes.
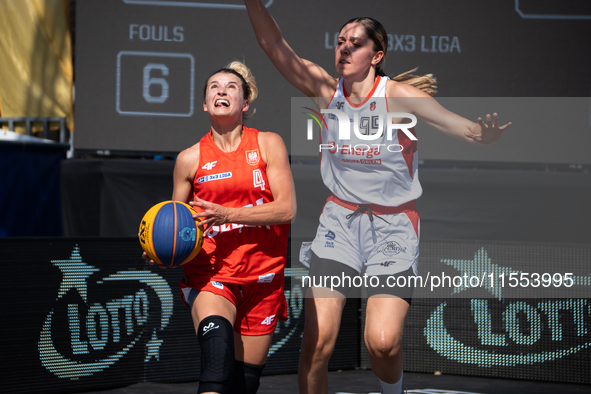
[197,315,235,394]
[229,360,265,394]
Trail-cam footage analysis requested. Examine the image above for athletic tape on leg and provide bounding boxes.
[197,315,235,394]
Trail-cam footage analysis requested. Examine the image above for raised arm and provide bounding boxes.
[243,0,336,98]
[191,132,296,227]
[388,81,511,146]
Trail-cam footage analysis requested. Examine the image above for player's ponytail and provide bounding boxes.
[392,68,438,96]
[226,60,258,104]
[225,60,257,119]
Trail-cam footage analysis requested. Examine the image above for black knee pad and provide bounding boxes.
[229,360,265,394]
[197,315,235,394]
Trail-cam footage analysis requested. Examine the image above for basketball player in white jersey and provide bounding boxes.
[243,2,510,393]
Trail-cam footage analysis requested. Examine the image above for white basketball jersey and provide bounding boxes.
[320,76,422,206]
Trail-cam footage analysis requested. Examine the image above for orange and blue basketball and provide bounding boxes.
[138,201,204,267]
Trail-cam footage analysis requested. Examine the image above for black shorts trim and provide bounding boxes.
[307,253,414,304]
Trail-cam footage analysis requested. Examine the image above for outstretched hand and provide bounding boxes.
[465,113,511,145]
[190,196,230,228]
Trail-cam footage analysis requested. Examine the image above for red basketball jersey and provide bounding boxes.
[183,126,289,285]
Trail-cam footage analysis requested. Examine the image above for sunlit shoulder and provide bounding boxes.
[386,79,431,98]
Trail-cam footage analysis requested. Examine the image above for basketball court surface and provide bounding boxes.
[76,370,590,394]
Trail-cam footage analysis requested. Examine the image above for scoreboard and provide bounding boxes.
[75,0,591,164]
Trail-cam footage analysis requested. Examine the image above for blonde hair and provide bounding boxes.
[225,60,258,103]
[392,67,438,96]
[203,60,259,119]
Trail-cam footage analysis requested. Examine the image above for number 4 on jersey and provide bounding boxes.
[253,169,265,191]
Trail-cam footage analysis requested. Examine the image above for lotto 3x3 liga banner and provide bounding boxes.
[1,238,590,393]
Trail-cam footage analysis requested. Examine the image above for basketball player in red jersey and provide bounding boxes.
[171,61,295,394]
[243,2,510,394]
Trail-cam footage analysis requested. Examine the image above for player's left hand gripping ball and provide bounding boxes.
[139,201,204,267]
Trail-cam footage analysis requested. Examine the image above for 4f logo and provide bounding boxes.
[336,101,345,110]
[261,315,275,325]
[202,161,217,170]
[253,169,265,191]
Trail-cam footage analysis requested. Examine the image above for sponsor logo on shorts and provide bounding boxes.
[380,241,407,256]
[380,261,396,267]
[197,172,232,184]
[258,273,275,283]
[202,322,219,334]
[325,230,336,248]
[261,315,276,325]
[211,281,224,290]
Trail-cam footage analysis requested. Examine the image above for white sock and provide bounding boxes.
[379,372,403,394]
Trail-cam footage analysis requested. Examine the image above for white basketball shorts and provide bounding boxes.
[300,200,419,276]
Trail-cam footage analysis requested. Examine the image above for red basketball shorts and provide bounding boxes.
[180,279,287,335]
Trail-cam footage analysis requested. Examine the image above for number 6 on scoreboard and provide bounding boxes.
[116,51,194,117]
[143,64,169,104]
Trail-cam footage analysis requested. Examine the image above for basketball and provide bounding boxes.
[138,201,204,267]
